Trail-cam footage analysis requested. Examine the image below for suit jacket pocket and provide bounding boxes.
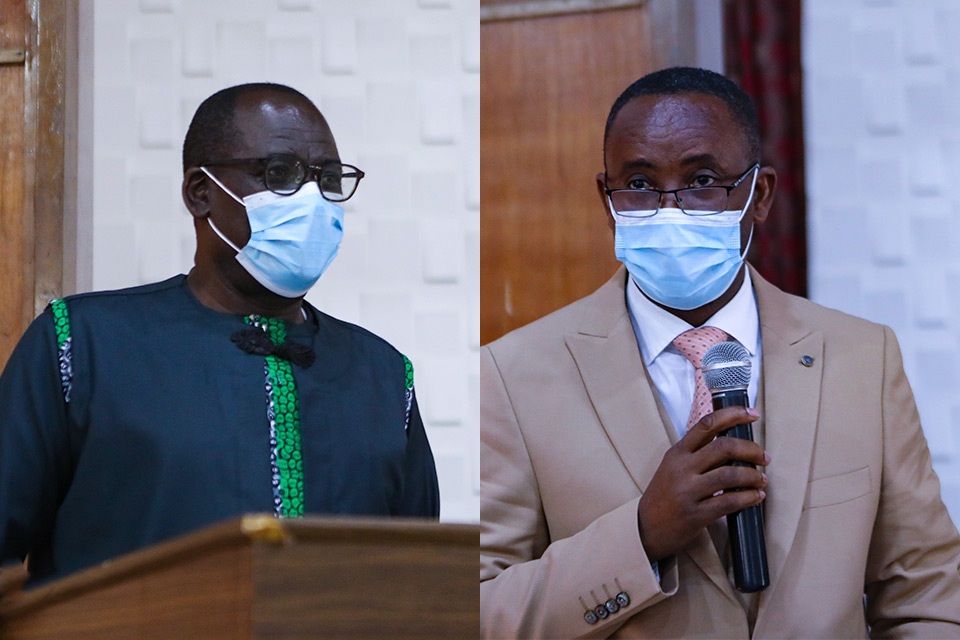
[803,466,872,510]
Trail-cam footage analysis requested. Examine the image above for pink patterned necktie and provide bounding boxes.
[672,326,730,432]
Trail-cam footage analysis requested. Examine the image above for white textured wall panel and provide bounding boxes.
[804,0,960,526]
[87,0,479,522]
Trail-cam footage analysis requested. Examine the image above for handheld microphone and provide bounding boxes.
[702,341,769,593]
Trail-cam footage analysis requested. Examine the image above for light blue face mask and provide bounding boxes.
[201,167,344,298]
[612,169,757,311]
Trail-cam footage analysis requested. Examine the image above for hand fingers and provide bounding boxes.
[679,406,759,453]
[698,465,767,498]
[695,435,769,471]
[701,487,767,521]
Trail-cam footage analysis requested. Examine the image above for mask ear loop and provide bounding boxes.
[200,166,244,253]
[737,167,760,260]
[606,195,619,222]
[200,166,245,205]
[206,216,242,254]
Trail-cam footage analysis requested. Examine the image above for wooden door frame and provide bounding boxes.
[26,0,71,316]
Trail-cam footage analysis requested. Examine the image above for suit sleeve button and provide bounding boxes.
[594,604,609,620]
[584,610,598,625]
[616,591,630,607]
[604,598,620,614]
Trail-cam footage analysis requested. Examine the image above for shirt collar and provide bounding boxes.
[626,269,760,366]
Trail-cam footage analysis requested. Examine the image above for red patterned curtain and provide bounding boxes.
[724,0,807,297]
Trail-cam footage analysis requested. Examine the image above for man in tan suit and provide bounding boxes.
[480,67,960,638]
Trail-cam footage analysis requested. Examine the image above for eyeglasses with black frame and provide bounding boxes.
[604,163,759,217]
[202,154,365,202]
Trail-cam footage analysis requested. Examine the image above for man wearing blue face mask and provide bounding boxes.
[480,67,960,638]
[0,83,439,585]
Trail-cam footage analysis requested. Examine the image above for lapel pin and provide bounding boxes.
[800,355,815,367]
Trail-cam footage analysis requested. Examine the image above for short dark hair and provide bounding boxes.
[603,67,761,165]
[182,82,316,173]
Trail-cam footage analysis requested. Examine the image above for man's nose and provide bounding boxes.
[658,190,682,210]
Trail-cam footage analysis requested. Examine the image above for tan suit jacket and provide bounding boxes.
[480,266,960,639]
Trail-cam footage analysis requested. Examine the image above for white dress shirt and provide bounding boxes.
[625,269,762,438]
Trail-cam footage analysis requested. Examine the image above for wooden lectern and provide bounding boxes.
[0,515,479,639]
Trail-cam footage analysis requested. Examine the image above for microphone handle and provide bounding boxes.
[712,388,770,593]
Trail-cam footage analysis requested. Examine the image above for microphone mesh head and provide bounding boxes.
[702,341,751,391]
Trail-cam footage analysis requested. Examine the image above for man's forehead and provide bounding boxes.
[606,93,747,168]
[611,93,733,139]
[234,93,324,129]
[233,92,337,154]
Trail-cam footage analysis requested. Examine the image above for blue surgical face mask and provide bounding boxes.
[201,167,344,298]
[612,169,757,311]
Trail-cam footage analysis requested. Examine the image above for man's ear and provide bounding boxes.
[182,168,211,220]
[596,172,615,233]
[750,165,777,225]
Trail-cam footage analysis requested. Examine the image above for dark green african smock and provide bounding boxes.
[0,275,439,584]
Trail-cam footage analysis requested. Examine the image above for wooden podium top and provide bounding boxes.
[0,515,479,639]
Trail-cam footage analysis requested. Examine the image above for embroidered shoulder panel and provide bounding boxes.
[402,354,414,433]
[50,299,73,404]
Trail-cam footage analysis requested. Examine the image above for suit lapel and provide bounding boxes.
[564,270,671,493]
[749,267,823,627]
[565,268,738,603]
